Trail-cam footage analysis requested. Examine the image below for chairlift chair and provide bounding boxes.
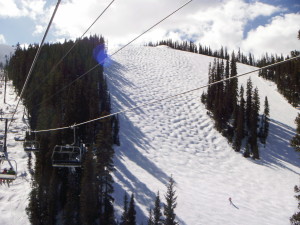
[51,144,84,168]
[23,140,40,152]
[14,136,25,141]
[0,158,17,180]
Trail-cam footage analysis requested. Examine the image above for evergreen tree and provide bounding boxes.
[163,176,178,225]
[290,184,300,224]
[95,116,115,224]
[259,96,270,145]
[154,192,163,225]
[121,192,129,225]
[246,78,253,129]
[127,194,137,225]
[249,87,260,159]
[291,114,300,151]
[80,147,97,225]
[148,209,154,225]
[234,85,245,152]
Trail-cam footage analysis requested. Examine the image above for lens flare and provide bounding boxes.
[93,44,111,67]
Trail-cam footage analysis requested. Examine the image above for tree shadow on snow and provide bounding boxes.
[104,59,145,114]
[113,113,179,223]
[107,60,186,223]
[252,119,300,175]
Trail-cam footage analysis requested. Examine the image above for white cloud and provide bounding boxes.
[185,0,282,52]
[242,13,300,56]
[0,0,22,17]
[0,34,6,44]
[0,0,46,19]
[33,25,45,36]
[6,0,296,57]
[48,0,223,45]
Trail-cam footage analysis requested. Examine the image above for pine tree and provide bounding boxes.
[290,184,300,224]
[121,192,129,225]
[259,96,270,145]
[80,147,97,225]
[234,85,245,152]
[154,192,163,225]
[291,114,300,151]
[250,87,260,159]
[127,194,137,225]
[246,78,253,130]
[163,176,178,225]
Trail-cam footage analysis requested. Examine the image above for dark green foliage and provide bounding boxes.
[259,97,270,145]
[112,115,120,146]
[234,86,245,152]
[80,148,97,225]
[121,193,129,225]
[257,49,300,107]
[202,55,265,158]
[153,192,163,225]
[8,36,117,224]
[246,78,253,129]
[290,184,300,224]
[147,40,263,65]
[249,88,260,159]
[291,114,300,151]
[163,176,178,225]
[127,194,137,225]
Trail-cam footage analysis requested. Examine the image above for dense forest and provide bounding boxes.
[257,50,300,107]
[6,35,120,225]
[201,55,269,159]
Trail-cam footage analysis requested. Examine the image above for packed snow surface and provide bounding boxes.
[105,46,300,225]
[0,76,31,225]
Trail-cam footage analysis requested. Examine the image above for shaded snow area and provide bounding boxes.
[105,46,300,225]
[0,78,31,225]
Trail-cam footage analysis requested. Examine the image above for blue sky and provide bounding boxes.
[0,0,299,57]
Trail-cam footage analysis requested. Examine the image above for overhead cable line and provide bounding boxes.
[24,0,116,104]
[34,0,193,108]
[8,0,62,128]
[32,54,300,133]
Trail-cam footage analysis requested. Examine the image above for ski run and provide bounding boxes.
[1,45,300,225]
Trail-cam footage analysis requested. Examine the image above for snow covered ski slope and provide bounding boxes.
[0,76,31,225]
[105,46,300,225]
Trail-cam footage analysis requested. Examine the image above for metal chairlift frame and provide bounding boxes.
[51,127,85,168]
[23,140,40,152]
[23,131,40,152]
[51,144,83,167]
[0,118,17,180]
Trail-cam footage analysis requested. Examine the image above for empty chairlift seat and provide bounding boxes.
[51,144,85,168]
